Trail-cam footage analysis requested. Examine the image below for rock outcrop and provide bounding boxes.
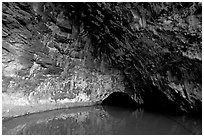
[2,2,202,117]
[2,2,127,118]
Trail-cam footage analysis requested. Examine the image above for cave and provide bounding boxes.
[2,2,202,119]
[2,2,202,135]
[101,92,138,108]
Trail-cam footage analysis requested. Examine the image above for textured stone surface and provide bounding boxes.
[2,45,125,117]
[2,2,126,118]
[2,2,202,117]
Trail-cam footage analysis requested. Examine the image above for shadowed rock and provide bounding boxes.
[2,2,202,117]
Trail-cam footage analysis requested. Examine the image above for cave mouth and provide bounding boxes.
[101,92,138,108]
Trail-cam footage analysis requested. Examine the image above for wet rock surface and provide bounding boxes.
[2,2,202,117]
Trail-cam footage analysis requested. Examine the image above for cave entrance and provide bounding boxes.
[101,92,138,108]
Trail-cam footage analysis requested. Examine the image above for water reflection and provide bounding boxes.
[2,105,201,135]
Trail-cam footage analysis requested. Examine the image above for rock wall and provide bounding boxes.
[2,2,202,117]
[2,58,125,117]
[2,2,126,118]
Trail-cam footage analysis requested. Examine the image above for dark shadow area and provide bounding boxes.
[141,85,202,117]
[102,105,141,119]
[101,92,138,109]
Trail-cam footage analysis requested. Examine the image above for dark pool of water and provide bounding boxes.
[2,105,202,135]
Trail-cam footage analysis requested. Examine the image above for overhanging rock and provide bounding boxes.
[2,57,131,118]
[2,2,202,118]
